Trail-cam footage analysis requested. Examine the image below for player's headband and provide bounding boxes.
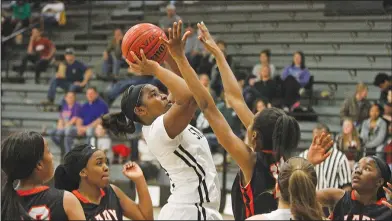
[121,84,146,122]
[63,144,99,179]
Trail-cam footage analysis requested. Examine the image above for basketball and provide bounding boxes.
[121,23,168,64]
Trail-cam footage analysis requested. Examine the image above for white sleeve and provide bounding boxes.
[145,115,180,156]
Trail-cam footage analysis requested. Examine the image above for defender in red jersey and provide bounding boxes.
[1,131,85,220]
[54,144,153,220]
[317,156,392,220]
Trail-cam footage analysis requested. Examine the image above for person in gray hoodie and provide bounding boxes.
[360,104,388,159]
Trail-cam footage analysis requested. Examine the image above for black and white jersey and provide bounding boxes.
[142,115,221,206]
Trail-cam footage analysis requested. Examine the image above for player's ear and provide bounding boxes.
[79,168,87,178]
[36,160,44,171]
[134,106,147,117]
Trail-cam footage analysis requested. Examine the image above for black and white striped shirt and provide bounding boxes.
[299,146,352,190]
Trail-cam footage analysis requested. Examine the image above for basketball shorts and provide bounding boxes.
[158,202,223,220]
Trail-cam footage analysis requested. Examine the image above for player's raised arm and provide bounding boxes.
[197,22,254,128]
[160,20,256,182]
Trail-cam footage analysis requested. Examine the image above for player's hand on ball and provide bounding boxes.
[126,49,159,76]
[159,20,191,59]
[197,21,220,55]
[307,132,333,165]
[122,161,144,181]
[382,182,392,209]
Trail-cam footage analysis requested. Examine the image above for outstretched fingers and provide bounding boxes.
[177,20,183,39]
[139,49,147,61]
[130,51,141,64]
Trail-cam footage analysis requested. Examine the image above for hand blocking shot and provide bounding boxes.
[101,22,222,220]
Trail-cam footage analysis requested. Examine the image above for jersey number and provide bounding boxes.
[188,127,204,140]
[28,205,50,220]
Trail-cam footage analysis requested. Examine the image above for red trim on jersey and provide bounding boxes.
[261,150,274,154]
[16,186,49,196]
[351,190,386,205]
[72,188,106,204]
[240,181,255,218]
[329,213,334,220]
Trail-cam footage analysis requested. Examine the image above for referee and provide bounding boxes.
[299,123,352,191]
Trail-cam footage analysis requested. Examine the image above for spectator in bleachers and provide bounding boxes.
[1,13,14,59]
[340,82,371,128]
[243,74,260,109]
[281,51,310,112]
[18,27,56,84]
[184,23,203,63]
[385,124,392,171]
[11,0,31,31]
[252,49,276,79]
[44,48,92,104]
[360,104,388,159]
[159,4,181,34]
[253,65,280,107]
[383,103,392,125]
[41,0,65,34]
[47,91,81,156]
[73,87,109,143]
[90,124,111,156]
[335,118,362,170]
[102,28,125,76]
[210,40,232,96]
[299,123,352,191]
[252,99,267,114]
[373,72,392,106]
[199,73,217,101]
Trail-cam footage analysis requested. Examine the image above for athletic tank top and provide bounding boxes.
[142,115,221,205]
[72,185,123,221]
[263,208,292,220]
[231,152,281,220]
[331,191,392,220]
[17,186,67,220]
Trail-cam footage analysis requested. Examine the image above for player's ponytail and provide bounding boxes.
[102,84,146,136]
[102,112,135,136]
[1,131,45,220]
[252,108,300,160]
[278,157,324,221]
[54,144,99,192]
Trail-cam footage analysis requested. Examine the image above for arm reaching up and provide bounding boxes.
[196,22,254,128]
[160,21,256,184]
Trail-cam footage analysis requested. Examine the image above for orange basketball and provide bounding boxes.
[122,23,168,64]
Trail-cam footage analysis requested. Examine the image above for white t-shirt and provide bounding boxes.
[248,208,292,220]
[41,2,65,22]
[142,115,221,205]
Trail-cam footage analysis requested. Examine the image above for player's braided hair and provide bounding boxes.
[252,107,300,161]
[1,131,44,220]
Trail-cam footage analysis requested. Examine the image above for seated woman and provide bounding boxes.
[281,51,311,112]
[252,49,276,79]
[336,118,362,169]
[360,104,388,159]
[247,157,325,220]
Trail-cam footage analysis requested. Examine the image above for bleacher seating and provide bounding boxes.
[2,0,390,139]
